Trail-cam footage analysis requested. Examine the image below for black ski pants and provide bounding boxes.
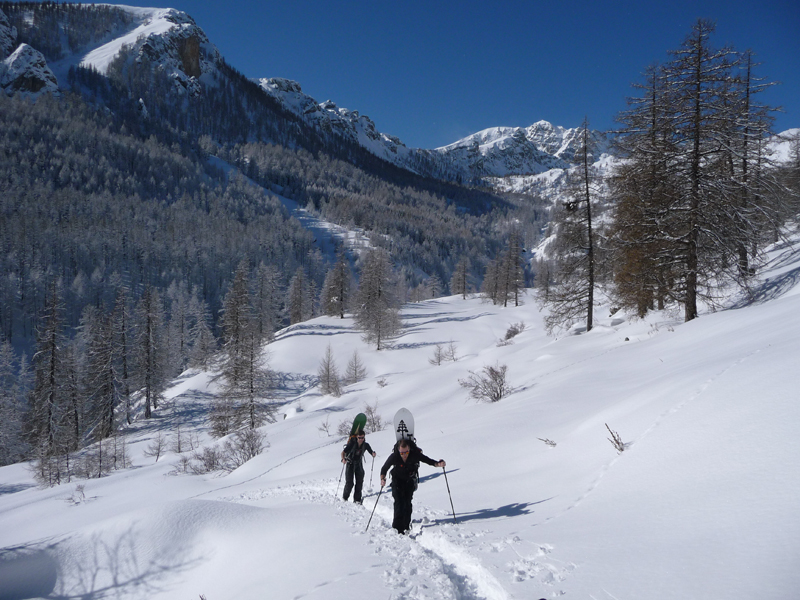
[343,460,365,502]
[391,478,415,534]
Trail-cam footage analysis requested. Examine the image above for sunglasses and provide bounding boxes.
[399,450,409,455]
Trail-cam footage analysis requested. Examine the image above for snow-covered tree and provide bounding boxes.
[286,268,311,325]
[320,252,350,319]
[27,281,67,456]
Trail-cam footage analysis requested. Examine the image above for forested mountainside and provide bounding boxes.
[0,4,547,359]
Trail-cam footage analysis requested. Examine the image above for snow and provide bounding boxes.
[768,128,799,164]
[2,244,800,599]
[0,227,800,600]
[79,8,174,75]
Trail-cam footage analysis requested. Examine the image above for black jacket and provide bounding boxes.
[343,438,374,464]
[380,443,438,483]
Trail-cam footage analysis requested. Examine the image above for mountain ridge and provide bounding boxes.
[0,2,597,185]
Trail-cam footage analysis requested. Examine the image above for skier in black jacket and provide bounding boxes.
[380,438,445,534]
[340,430,376,504]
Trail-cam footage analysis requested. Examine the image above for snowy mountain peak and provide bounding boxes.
[433,123,571,178]
[1,43,58,97]
[526,120,609,161]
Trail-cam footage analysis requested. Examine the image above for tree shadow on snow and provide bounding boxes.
[273,323,356,342]
[0,483,36,496]
[12,524,205,600]
[426,498,553,527]
[731,265,800,307]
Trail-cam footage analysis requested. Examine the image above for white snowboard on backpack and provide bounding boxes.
[393,408,415,442]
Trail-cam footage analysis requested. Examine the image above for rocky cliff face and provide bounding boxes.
[129,9,220,97]
[1,43,58,97]
[526,120,609,162]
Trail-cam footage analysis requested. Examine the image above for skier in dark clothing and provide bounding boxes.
[380,438,445,534]
[340,430,376,504]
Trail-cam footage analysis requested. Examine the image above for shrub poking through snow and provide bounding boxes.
[459,363,511,402]
[606,423,626,453]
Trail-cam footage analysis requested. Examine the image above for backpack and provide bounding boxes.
[392,440,421,490]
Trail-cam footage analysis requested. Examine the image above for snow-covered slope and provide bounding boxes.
[2,228,799,599]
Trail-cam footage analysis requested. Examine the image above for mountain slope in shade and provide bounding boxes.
[0,8,16,60]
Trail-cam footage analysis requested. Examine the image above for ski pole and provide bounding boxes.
[370,455,375,488]
[336,461,345,498]
[365,484,384,532]
[442,467,457,524]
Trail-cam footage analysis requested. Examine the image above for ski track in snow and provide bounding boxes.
[224,481,568,599]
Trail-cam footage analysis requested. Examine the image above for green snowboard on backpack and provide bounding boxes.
[349,412,367,437]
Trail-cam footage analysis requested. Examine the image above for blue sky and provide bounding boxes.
[167,1,796,148]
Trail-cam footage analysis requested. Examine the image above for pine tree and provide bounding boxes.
[166,282,193,375]
[0,341,26,465]
[252,262,283,339]
[189,297,216,370]
[425,275,442,299]
[344,349,367,385]
[499,230,526,308]
[27,281,67,456]
[112,286,134,425]
[317,343,341,396]
[611,20,783,321]
[286,268,309,325]
[482,258,500,305]
[449,257,470,299]
[215,263,275,435]
[220,263,253,391]
[60,342,83,452]
[134,286,167,419]
[353,249,401,350]
[81,306,117,440]
[539,120,599,333]
[320,251,350,318]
